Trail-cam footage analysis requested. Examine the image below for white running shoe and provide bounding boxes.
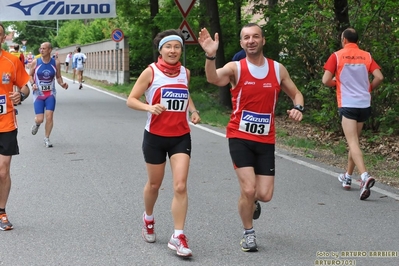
[168,234,192,257]
[360,175,375,200]
[44,138,53,148]
[142,213,156,243]
[338,173,351,189]
[31,124,40,135]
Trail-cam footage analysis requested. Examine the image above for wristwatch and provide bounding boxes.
[20,91,26,102]
[294,104,304,112]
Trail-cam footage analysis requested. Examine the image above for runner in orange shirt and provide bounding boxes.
[322,28,383,200]
[0,23,30,230]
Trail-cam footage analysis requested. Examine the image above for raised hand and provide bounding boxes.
[198,28,219,56]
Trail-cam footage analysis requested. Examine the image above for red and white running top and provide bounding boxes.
[144,63,190,137]
[227,58,281,144]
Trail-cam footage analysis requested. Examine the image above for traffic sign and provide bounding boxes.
[111,29,124,42]
[179,20,198,44]
[174,0,196,18]
[22,40,27,45]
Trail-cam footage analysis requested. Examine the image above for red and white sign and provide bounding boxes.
[22,40,27,45]
[174,0,196,18]
[179,20,198,44]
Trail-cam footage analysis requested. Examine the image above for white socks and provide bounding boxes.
[361,172,369,181]
[144,213,154,221]
[174,230,184,237]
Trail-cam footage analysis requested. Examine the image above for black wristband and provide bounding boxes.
[205,53,216,60]
[294,104,304,113]
[20,91,26,102]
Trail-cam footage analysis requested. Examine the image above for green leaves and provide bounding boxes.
[253,0,399,135]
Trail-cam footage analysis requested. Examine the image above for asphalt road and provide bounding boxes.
[1,79,398,266]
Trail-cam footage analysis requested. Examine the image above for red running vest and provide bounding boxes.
[226,58,281,144]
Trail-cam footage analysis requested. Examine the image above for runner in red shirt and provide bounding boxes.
[198,23,304,252]
[127,29,200,257]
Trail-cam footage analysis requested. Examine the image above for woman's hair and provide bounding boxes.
[153,29,185,50]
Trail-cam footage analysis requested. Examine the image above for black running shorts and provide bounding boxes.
[339,107,371,122]
[228,138,275,176]
[142,130,191,164]
[0,129,19,156]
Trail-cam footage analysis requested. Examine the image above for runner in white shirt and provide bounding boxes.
[65,52,72,73]
[73,47,87,89]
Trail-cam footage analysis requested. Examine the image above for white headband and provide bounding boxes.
[158,35,183,50]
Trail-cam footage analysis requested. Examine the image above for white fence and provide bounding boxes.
[56,38,129,84]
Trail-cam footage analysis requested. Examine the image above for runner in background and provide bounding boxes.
[73,47,87,89]
[71,49,77,83]
[65,52,72,73]
[29,42,68,148]
[27,52,34,69]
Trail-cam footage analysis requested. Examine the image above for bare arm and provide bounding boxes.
[205,61,235,87]
[55,59,68,89]
[322,70,336,87]
[126,67,167,115]
[29,59,38,91]
[29,59,36,82]
[9,84,30,105]
[198,28,235,86]
[280,63,304,121]
[370,69,383,91]
[183,68,200,124]
[20,84,30,99]
[188,96,201,125]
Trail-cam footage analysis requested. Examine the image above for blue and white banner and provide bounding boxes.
[0,0,116,21]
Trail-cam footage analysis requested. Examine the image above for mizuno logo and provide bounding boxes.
[8,0,111,16]
[8,0,48,15]
[242,114,270,123]
[163,91,188,99]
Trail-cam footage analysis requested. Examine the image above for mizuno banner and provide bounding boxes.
[0,0,116,21]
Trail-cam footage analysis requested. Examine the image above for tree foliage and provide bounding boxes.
[53,19,116,48]
[4,20,59,55]
[252,0,399,135]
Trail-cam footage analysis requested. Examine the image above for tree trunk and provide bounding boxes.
[150,0,160,61]
[334,0,350,48]
[266,0,280,59]
[202,0,232,108]
[234,0,243,38]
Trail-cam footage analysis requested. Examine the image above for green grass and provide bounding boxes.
[189,91,230,127]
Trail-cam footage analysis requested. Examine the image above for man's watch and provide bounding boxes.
[20,91,26,102]
[190,110,200,115]
[294,104,304,112]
